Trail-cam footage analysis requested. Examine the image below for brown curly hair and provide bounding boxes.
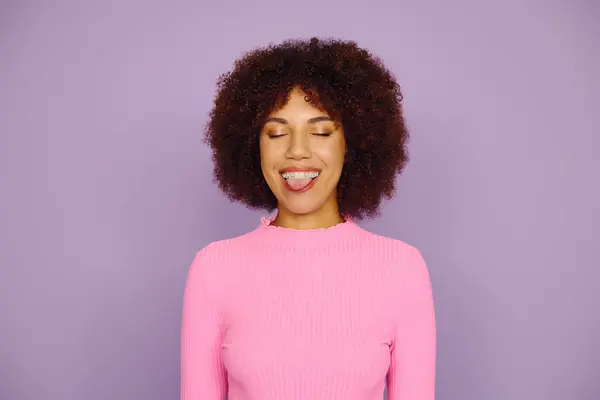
[204,37,409,220]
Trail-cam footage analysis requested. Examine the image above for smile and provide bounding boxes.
[280,170,320,193]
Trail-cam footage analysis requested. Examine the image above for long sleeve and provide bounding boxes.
[181,249,227,400]
[387,248,437,400]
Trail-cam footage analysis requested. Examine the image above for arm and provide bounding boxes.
[387,248,436,400]
[181,249,227,400]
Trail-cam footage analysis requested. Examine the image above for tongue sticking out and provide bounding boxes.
[286,178,313,191]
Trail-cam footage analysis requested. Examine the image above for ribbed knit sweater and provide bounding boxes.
[181,217,436,400]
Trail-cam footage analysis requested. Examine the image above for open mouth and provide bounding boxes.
[280,171,320,192]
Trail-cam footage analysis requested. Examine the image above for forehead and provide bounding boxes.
[269,89,329,118]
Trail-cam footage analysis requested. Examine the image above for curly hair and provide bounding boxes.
[204,37,409,220]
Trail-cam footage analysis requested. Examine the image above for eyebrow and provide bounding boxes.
[264,116,333,125]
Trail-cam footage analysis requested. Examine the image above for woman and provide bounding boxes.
[181,37,436,400]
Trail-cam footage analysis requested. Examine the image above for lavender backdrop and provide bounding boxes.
[1,1,598,399]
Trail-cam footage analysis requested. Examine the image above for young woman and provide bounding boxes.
[181,37,436,400]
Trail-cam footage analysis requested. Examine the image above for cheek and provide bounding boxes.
[259,140,283,175]
[258,142,270,181]
[259,139,272,167]
[316,141,346,171]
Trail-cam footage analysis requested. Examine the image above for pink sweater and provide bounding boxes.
[181,217,436,400]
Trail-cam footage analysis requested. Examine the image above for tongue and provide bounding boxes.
[286,178,312,191]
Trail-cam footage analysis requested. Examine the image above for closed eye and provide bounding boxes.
[267,133,287,139]
[312,132,332,137]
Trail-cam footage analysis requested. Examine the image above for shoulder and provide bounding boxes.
[185,229,257,282]
[194,230,255,258]
[355,226,431,279]
[356,225,424,260]
[357,230,435,306]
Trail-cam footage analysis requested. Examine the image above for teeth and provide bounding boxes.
[281,171,320,180]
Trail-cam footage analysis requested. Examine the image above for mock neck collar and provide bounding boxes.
[249,215,362,250]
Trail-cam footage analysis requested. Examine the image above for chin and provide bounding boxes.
[279,199,326,216]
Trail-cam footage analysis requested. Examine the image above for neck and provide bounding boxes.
[272,201,345,230]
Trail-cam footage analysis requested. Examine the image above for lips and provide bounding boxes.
[280,166,321,173]
[280,167,321,193]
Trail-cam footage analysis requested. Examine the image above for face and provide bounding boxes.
[259,88,346,217]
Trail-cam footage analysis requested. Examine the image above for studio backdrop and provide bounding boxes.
[1,1,598,399]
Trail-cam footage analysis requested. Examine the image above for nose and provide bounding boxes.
[285,132,311,160]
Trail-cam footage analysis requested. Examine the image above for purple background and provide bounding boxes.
[1,1,598,399]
